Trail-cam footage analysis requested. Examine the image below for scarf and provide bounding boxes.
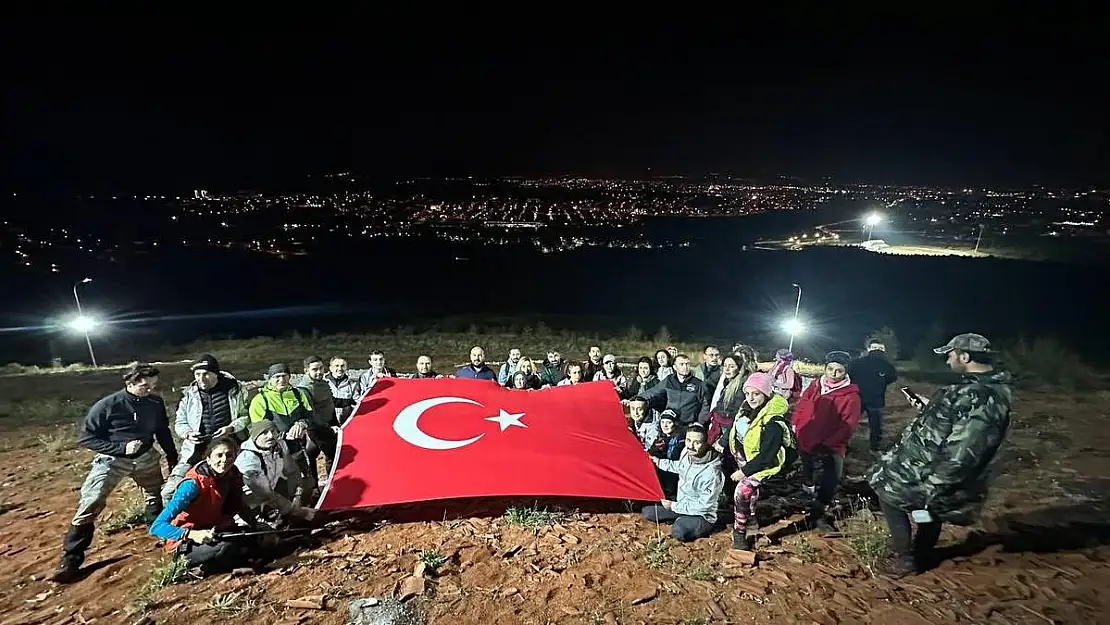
[820,374,852,395]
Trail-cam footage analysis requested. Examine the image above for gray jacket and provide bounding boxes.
[235,437,304,514]
[654,449,724,523]
[293,375,336,427]
[174,373,249,460]
[327,373,363,424]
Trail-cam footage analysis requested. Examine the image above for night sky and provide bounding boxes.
[2,11,1107,192]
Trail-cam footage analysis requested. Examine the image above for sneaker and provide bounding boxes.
[732,529,753,551]
[878,555,917,579]
[800,484,816,497]
[48,560,81,584]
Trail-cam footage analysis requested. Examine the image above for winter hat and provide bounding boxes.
[602,354,617,364]
[742,372,773,397]
[774,349,794,362]
[266,363,291,378]
[825,351,852,366]
[248,420,277,442]
[191,354,220,374]
[659,409,679,423]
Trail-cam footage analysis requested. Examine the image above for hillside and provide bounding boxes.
[0,332,1108,624]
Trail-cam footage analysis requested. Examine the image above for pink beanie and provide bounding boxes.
[743,372,773,397]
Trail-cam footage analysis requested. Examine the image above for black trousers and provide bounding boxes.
[879,498,942,563]
[800,448,844,507]
[305,424,338,480]
[641,505,714,542]
[175,539,253,574]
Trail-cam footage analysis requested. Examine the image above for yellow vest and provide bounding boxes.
[728,394,794,481]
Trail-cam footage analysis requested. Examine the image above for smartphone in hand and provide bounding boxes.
[901,387,925,408]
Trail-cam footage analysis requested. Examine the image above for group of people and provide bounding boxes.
[624,334,1012,579]
[48,332,1012,583]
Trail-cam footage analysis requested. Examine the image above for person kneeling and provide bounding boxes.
[643,425,723,542]
[235,420,317,524]
[150,436,259,575]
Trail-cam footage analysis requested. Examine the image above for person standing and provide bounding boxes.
[162,355,249,504]
[792,351,862,532]
[297,356,339,483]
[849,339,899,452]
[869,333,1012,578]
[50,364,178,583]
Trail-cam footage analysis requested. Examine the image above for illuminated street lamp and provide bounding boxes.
[864,213,882,241]
[786,282,803,351]
[72,278,98,367]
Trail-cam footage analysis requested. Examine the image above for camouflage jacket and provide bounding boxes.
[868,371,1012,525]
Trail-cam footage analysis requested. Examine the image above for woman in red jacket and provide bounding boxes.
[792,351,861,533]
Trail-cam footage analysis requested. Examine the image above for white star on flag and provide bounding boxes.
[486,409,527,432]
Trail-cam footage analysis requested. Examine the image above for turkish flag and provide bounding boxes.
[317,378,663,510]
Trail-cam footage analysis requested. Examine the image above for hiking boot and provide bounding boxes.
[48,559,81,584]
[745,521,761,540]
[879,555,917,579]
[800,484,816,497]
[732,529,753,551]
[808,513,838,535]
[51,524,94,583]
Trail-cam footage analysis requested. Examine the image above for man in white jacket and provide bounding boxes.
[642,425,724,542]
[235,420,316,522]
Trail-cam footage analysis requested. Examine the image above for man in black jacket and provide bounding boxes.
[636,354,710,425]
[50,364,178,584]
[849,340,899,452]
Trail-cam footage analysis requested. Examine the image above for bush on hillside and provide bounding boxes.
[866,327,900,359]
[1002,337,1099,391]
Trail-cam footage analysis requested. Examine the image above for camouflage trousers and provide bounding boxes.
[733,477,761,535]
[71,450,164,526]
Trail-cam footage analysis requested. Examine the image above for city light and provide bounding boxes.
[67,315,98,334]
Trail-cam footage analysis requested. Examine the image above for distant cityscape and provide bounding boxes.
[1,176,1108,275]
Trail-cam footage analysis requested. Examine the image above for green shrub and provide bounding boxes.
[1003,337,1099,391]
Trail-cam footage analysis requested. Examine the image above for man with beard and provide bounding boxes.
[162,355,249,504]
[297,356,338,484]
[869,334,1012,578]
[643,425,723,543]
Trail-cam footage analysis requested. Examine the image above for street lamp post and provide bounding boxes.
[73,278,97,367]
[974,224,985,254]
[865,213,882,242]
[788,283,802,352]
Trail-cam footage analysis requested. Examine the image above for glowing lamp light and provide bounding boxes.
[68,316,98,334]
[865,213,882,227]
[782,318,805,336]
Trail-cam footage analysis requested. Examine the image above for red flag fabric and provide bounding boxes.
[317,378,663,510]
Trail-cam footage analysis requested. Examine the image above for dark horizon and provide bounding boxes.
[2,11,1108,194]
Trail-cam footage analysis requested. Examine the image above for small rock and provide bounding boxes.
[349,596,420,625]
[625,585,658,605]
[398,575,426,601]
[413,561,427,578]
[500,587,519,597]
[602,613,618,625]
[562,534,580,545]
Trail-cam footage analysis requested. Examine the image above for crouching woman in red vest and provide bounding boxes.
[149,436,256,574]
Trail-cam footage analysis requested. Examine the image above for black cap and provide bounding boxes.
[825,351,852,366]
[190,354,220,374]
[266,363,290,378]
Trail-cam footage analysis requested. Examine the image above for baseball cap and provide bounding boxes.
[933,333,992,355]
[602,354,617,364]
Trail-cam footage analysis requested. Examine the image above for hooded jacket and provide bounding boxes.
[792,377,862,456]
[235,434,305,514]
[653,448,724,523]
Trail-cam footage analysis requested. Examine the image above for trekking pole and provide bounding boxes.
[215,527,315,540]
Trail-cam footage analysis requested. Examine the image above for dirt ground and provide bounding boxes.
[1,366,1109,624]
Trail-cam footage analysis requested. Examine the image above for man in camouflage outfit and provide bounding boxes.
[868,333,1012,577]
